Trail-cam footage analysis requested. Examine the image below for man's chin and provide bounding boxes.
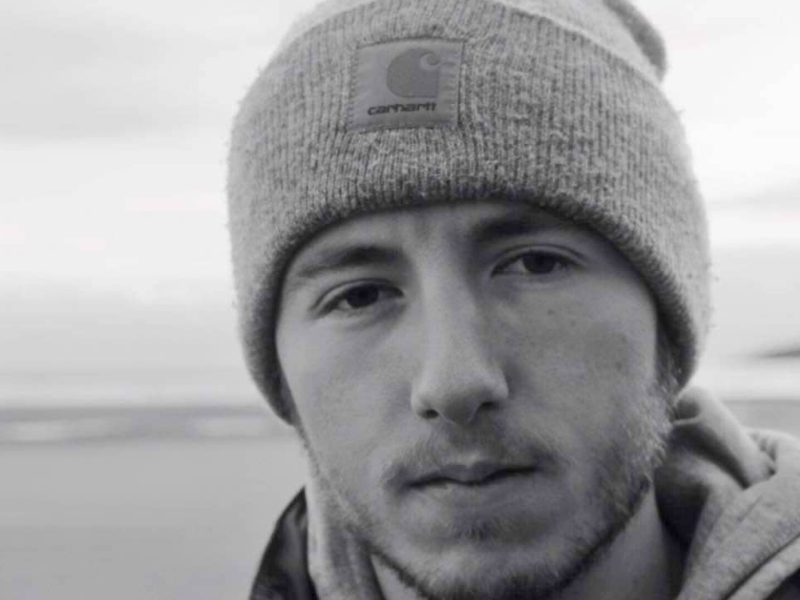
[363,482,649,600]
[399,475,563,547]
[369,540,585,600]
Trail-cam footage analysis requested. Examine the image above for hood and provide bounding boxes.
[657,387,800,600]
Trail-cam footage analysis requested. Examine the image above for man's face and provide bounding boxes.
[276,200,673,600]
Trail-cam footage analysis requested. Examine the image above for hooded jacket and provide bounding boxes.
[249,389,800,600]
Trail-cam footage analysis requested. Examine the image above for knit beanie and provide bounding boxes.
[227,0,711,422]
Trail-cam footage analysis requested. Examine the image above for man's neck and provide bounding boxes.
[372,488,685,600]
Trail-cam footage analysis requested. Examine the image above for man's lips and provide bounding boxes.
[412,461,537,487]
[407,459,544,514]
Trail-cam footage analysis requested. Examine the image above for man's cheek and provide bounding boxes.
[294,373,390,461]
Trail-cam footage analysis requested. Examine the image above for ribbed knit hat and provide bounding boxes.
[227,0,711,422]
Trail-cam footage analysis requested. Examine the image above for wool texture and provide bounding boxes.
[227,0,711,422]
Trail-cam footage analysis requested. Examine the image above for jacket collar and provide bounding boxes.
[250,490,318,600]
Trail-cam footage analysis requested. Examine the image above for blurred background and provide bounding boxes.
[1,0,798,598]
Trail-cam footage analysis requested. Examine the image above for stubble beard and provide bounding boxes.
[296,382,674,600]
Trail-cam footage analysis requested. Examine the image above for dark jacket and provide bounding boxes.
[251,490,318,600]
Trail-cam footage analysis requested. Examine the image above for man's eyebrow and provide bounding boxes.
[284,244,404,295]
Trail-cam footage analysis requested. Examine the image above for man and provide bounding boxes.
[226,0,800,598]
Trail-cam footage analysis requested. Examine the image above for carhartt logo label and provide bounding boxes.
[349,39,464,131]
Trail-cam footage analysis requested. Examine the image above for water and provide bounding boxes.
[0,405,286,444]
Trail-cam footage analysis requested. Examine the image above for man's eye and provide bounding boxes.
[325,284,400,314]
[498,251,572,276]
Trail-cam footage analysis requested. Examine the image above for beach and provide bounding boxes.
[0,437,306,600]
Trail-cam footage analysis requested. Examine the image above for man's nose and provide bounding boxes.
[410,290,510,427]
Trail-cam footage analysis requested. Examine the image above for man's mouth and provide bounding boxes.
[413,461,537,488]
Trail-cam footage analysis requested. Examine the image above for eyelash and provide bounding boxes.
[321,250,574,316]
[321,282,401,316]
[494,249,573,277]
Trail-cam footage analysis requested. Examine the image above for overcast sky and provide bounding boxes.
[2,0,799,302]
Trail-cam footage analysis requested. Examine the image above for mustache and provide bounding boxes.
[378,421,567,489]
